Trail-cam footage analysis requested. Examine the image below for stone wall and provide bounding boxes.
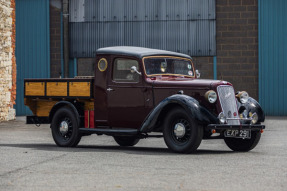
[0,0,16,121]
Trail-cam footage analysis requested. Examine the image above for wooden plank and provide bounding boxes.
[25,82,45,96]
[69,82,91,97]
[47,82,67,96]
[84,101,94,110]
[36,101,57,117]
[24,98,37,115]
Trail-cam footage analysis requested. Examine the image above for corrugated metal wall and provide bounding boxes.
[259,0,287,116]
[69,0,216,58]
[15,0,50,116]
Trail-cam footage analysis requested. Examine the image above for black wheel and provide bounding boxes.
[163,107,203,153]
[224,130,261,152]
[113,136,140,146]
[51,107,82,147]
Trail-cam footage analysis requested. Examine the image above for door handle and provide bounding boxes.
[107,88,114,92]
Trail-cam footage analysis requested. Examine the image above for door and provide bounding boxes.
[15,0,50,115]
[107,58,146,129]
[259,0,287,115]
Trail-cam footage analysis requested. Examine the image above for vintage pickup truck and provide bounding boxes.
[25,46,265,153]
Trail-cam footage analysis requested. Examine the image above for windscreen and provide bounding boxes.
[143,57,194,77]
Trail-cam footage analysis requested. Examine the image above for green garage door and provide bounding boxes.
[259,0,287,116]
[15,0,50,115]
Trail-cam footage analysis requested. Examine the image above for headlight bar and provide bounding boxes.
[218,112,258,125]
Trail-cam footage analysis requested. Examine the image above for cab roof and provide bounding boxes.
[96,46,192,59]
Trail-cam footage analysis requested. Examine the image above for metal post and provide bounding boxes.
[62,0,69,78]
[213,56,217,80]
[74,58,77,77]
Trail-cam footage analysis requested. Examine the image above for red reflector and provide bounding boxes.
[261,129,264,133]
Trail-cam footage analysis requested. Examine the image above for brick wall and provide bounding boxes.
[50,1,62,78]
[0,0,16,121]
[194,0,258,100]
[216,0,258,99]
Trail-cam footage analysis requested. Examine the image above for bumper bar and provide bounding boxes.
[207,124,265,131]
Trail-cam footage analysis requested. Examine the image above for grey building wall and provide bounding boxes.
[69,0,216,58]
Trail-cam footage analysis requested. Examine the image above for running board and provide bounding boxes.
[79,128,139,136]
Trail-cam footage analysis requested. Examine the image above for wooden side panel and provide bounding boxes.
[47,82,67,96]
[25,82,45,96]
[24,98,37,115]
[69,82,91,97]
[84,101,94,110]
[36,101,57,117]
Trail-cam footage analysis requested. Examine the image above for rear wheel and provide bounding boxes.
[113,136,140,146]
[51,107,82,147]
[163,107,203,153]
[224,130,261,152]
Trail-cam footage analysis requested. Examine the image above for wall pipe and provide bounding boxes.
[62,0,69,78]
[213,56,217,80]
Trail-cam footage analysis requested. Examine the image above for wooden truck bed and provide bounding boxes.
[24,78,94,118]
[24,78,94,99]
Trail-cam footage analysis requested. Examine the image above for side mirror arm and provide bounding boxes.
[131,66,142,75]
[195,70,200,78]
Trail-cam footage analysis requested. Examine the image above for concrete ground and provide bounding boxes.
[0,117,286,191]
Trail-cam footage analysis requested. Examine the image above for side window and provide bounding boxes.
[113,59,139,82]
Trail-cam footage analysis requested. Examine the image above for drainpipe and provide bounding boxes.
[63,0,69,78]
[213,56,217,80]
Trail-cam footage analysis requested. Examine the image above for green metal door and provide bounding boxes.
[259,0,287,116]
[15,0,50,115]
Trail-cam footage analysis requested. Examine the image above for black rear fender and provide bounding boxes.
[49,101,83,125]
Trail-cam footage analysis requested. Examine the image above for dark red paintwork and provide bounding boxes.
[94,52,232,130]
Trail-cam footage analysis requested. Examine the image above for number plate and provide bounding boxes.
[224,129,251,139]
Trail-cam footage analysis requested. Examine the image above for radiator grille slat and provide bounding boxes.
[217,86,240,125]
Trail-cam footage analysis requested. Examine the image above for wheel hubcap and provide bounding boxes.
[174,123,186,138]
[59,121,69,135]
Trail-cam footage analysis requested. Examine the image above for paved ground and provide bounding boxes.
[0,117,286,191]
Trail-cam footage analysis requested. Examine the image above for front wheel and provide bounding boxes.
[51,107,82,147]
[113,136,140,146]
[224,130,261,152]
[163,107,203,153]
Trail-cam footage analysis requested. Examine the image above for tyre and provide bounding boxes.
[51,107,82,147]
[113,136,140,146]
[163,107,203,153]
[224,130,261,152]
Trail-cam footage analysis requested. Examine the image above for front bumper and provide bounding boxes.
[207,124,265,131]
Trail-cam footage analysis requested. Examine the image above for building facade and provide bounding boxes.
[14,0,287,116]
[0,0,16,121]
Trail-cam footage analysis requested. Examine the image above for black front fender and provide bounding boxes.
[140,94,218,133]
[238,97,265,123]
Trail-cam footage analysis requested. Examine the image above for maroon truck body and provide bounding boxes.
[25,46,265,153]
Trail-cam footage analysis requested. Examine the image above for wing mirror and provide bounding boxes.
[196,70,200,78]
[130,66,142,75]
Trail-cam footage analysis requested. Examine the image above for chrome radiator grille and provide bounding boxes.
[217,85,240,125]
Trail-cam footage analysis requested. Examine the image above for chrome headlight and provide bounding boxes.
[218,112,226,124]
[237,91,249,104]
[250,112,258,125]
[205,90,217,103]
